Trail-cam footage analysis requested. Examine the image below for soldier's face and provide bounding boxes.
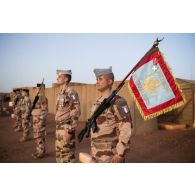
[22,91,26,96]
[96,75,112,92]
[57,74,67,85]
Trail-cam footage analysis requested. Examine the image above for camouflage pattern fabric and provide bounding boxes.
[55,86,81,163]
[20,96,31,137]
[32,97,48,156]
[13,94,22,129]
[90,95,132,163]
[56,123,76,163]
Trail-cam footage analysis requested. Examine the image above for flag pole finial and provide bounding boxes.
[153,37,164,47]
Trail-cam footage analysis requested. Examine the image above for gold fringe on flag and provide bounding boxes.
[160,51,186,104]
[128,51,186,120]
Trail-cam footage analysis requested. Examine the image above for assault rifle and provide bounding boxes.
[29,78,44,116]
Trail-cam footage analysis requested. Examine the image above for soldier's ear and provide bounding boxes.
[107,78,113,85]
[63,75,68,82]
[65,77,69,83]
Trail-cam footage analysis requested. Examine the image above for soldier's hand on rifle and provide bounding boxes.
[111,154,124,163]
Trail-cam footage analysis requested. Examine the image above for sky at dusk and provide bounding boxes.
[0,33,195,92]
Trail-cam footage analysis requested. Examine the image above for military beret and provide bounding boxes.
[56,69,72,76]
[93,66,113,77]
[37,83,45,88]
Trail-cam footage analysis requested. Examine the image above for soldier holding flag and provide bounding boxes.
[78,38,185,163]
[89,66,132,163]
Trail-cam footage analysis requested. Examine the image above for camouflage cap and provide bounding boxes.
[93,66,113,77]
[56,69,72,76]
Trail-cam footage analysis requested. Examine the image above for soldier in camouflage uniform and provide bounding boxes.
[32,83,48,159]
[55,69,81,163]
[13,89,22,132]
[90,66,132,163]
[10,91,15,103]
[19,89,31,142]
[10,91,16,125]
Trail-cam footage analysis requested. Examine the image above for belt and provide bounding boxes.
[56,120,71,130]
[92,140,117,150]
[56,119,71,125]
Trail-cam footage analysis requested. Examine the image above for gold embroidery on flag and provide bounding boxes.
[128,51,186,120]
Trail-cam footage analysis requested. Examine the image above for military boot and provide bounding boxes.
[32,150,45,159]
[19,136,30,142]
[14,127,22,132]
[12,124,17,128]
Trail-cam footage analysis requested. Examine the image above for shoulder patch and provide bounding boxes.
[71,94,77,100]
[69,89,79,102]
[114,97,132,121]
[121,105,129,113]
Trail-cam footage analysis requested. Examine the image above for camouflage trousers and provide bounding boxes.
[33,115,46,155]
[91,140,118,163]
[55,123,76,163]
[14,108,22,129]
[22,113,31,137]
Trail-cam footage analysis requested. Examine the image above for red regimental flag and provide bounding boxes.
[128,49,185,120]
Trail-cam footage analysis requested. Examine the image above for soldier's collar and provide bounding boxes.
[60,86,70,94]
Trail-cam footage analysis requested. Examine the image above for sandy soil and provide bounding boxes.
[0,113,195,163]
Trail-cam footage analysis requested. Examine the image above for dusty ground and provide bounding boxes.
[0,113,195,163]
